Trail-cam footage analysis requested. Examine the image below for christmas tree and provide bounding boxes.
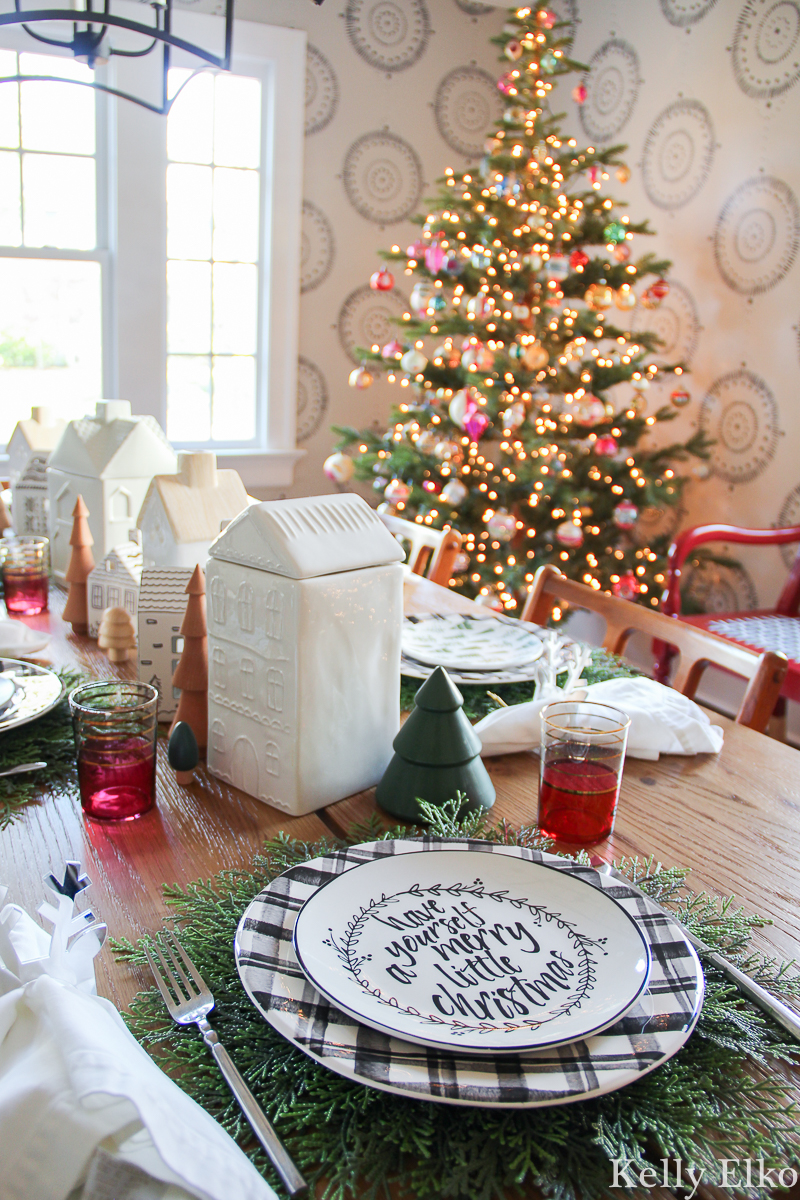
[330,5,708,615]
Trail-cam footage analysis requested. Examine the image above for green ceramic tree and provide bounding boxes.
[376,666,495,820]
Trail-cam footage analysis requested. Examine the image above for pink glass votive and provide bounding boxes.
[2,536,49,615]
[69,681,159,821]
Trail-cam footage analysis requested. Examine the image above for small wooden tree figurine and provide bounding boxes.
[98,606,137,663]
[62,495,95,634]
[376,666,495,821]
[168,721,199,786]
[169,564,208,750]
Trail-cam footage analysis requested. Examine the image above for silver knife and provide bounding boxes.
[596,862,800,1044]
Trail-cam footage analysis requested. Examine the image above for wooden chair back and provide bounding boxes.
[520,565,787,733]
[378,513,463,588]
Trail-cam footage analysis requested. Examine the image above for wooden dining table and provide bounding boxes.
[1,573,799,1036]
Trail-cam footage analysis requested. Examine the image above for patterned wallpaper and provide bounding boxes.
[239,0,800,614]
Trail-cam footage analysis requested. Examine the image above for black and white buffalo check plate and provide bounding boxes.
[234,839,704,1108]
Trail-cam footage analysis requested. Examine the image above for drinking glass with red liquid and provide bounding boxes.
[69,682,159,821]
[538,700,631,846]
[2,536,49,615]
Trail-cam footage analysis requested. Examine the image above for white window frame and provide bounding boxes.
[0,14,306,489]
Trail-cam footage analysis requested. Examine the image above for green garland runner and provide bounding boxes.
[113,803,800,1200]
[0,667,85,829]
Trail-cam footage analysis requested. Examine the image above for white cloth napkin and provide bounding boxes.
[474,676,724,761]
[0,887,278,1200]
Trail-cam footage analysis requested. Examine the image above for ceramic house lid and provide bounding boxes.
[208,493,405,580]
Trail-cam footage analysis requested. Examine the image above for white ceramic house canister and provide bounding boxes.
[204,493,405,815]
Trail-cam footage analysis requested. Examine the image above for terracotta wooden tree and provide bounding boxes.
[62,496,95,634]
[170,564,208,750]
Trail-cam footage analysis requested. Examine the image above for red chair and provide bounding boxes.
[658,524,800,709]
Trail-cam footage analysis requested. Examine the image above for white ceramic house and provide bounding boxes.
[137,566,194,719]
[12,453,49,536]
[87,541,144,638]
[137,450,251,569]
[205,493,404,815]
[47,400,178,581]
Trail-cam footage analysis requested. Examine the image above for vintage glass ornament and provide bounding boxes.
[416,430,439,454]
[349,365,374,389]
[613,572,638,600]
[433,342,461,368]
[434,439,461,461]
[448,388,473,427]
[384,479,411,505]
[632,375,650,392]
[564,339,585,360]
[466,293,494,318]
[584,282,613,311]
[497,72,517,96]
[628,392,647,415]
[425,242,447,274]
[603,221,626,245]
[594,435,618,456]
[640,288,660,310]
[453,551,470,573]
[406,239,427,260]
[422,479,440,494]
[505,38,523,60]
[487,509,516,542]
[323,453,355,485]
[587,165,600,185]
[537,7,556,27]
[613,499,638,529]
[410,282,434,313]
[443,253,464,276]
[512,303,530,319]
[540,50,557,73]
[571,396,606,425]
[614,243,631,263]
[572,83,587,104]
[555,520,583,548]
[501,401,526,430]
[464,410,490,442]
[400,349,427,374]
[522,341,549,370]
[370,267,394,291]
[616,165,631,184]
[650,278,670,300]
[546,254,569,281]
[692,463,711,479]
[569,248,589,270]
[429,293,447,313]
[671,386,691,408]
[441,478,468,506]
[615,284,636,311]
[381,339,404,360]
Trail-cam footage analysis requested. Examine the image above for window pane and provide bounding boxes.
[0,257,102,445]
[167,163,212,260]
[167,70,213,165]
[214,74,260,169]
[213,168,259,262]
[211,355,255,441]
[0,54,19,149]
[19,55,95,155]
[168,260,211,353]
[0,152,21,246]
[212,262,257,353]
[167,355,211,442]
[22,153,96,249]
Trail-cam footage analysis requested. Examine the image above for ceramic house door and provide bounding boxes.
[232,736,259,796]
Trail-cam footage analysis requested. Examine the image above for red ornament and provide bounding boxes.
[613,499,639,529]
[613,572,639,601]
[650,277,670,300]
[572,84,587,104]
[381,339,404,360]
[464,410,490,441]
[422,479,440,494]
[594,435,618,456]
[370,267,394,291]
[537,8,556,27]
[569,248,589,270]
[670,386,691,408]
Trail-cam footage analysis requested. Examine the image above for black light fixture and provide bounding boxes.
[0,0,234,114]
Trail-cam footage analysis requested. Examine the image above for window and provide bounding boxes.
[124,588,136,613]
[109,488,131,521]
[171,635,184,654]
[107,585,119,607]
[0,51,104,447]
[237,582,254,632]
[91,583,103,608]
[210,576,226,623]
[265,740,279,777]
[266,668,283,713]
[211,719,226,754]
[212,646,227,689]
[240,658,254,700]
[265,589,283,640]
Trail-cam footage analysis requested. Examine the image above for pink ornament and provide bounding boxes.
[464,410,490,441]
[425,243,447,274]
[613,572,639,601]
[422,479,440,494]
[505,39,523,61]
[594,435,618,456]
[497,72,517,96]
[323,452,354,485]
[537,8,556,27]
[614,243,631,263]
[406,240,427,260]
[572,83,587,104]
[588,165,600,184]
[613,499,639,529]
[381,339,404,360]
[650,277,670,299]
[370,267,394,291]
[384,479,411,505]
[555,520,583,548]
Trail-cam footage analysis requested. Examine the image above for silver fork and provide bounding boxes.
[145,929,308,1198]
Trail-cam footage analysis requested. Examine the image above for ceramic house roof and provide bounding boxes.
[138,468,250,545]
[139,566,194,612]
[92,542,143,585]
[9,417,65,455]
[16,454,49,489]
[208,493,405,580]
[49,403,177,481]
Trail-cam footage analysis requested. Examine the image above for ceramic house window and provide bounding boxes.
[212,646,227,690]
[211,719,226,754]
[265,589,283,640]
[265,741,279,778]
[124,589,135,613]
[91,583,103,608]
[107,586,119,607]
[240,658,254,700]
[237,583,254,632]
[266,668,283,713]
[171,636,184,654]
[55,486,72,520]
[109,488,131,521]
[210,576,226,623]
